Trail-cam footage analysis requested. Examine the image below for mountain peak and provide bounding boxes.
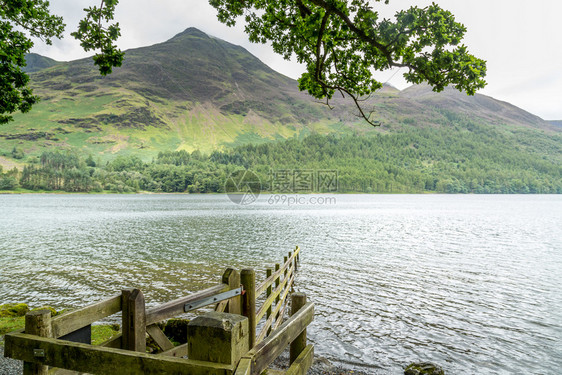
[23,53,59,73]
[169,27,209,41]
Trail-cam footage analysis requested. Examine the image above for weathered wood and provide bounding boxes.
[234,358,252,375]
[145,284,228,325]
[158,343,188,358]
[255,260,290,297]
[121,289,146,352]
[215,300,228,313]
[223,268,242,315]
[146,324,174,352]
[285,344,314,375]
[187,312,249,366]
[99,334,121,348]
[290,293,307,364]
[274,263,281,304]
[241,268,256,349]
[255,247,300,297]
[293,246,298,273]
[256,279,292,343]
[265,268,273,336]
[51,294,121,339]
[4,333,234,375]
[256,264,294,323]
[23,309,52,375]
[272,276,294,331]
[246,302,314,375]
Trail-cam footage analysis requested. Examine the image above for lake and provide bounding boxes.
[0,194,561,374]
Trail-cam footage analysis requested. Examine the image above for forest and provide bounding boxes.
[1,117,561,194]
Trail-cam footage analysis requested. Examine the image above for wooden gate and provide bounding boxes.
[4,247,313,374]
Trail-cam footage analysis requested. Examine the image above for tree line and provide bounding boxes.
[1,120,561,194]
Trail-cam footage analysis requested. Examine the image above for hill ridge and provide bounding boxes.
[1,26,557,164]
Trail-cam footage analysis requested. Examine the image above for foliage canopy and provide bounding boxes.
[0,0,486,125]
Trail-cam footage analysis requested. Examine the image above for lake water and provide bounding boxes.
[0,194,561,374]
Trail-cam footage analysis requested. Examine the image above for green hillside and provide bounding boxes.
[0,27,560,193]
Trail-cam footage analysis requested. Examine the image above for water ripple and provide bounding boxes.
[1,194,561,373]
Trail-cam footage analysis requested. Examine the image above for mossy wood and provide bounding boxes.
[239,302,314,375]
[187,312,249,366]
[99,334,121,348]
[289,294,307,364]
[24,309,51,375]
[5,333,235,375]
[146,324,174,352]
[158,343,188,358]
[285,345,314,375]
[51,294,121,338]
[234,358,252,375]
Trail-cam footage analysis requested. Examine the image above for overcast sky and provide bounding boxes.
[31,0,562,120]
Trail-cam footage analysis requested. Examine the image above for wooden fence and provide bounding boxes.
[4,246,312,375]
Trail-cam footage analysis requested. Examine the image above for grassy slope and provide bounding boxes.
[1,28,560,172]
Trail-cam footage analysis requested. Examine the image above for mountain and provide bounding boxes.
[1,27,560,165]
[23,53,60,73]
[549,120,562,128]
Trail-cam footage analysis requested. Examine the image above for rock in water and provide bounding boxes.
[404,362,445,375]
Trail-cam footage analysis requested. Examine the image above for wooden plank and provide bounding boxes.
[256,274,293,343]
[255,248,299,297]
[99,334,121,349]
[121,289,146,352]
[215,300,228,313]
[265,268,273,336]
[285,345,314,375]
[4,333,234,375]
[223,268,241,315]
[158,343,188,358]
[241,269,256,349]
[51,295,121,339]
[234,358,252,375]
[145,284,228,325]
[247,302,314,375]
[24,309,52,375]
[146,324,174,352]
[290,293,307,364]
[256,264,294,323]
[273,275,294,331]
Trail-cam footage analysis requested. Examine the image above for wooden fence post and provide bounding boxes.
[223,268,242,315]
[290,293,307,364]
[274,263,281,324]
[266,268,273,336]
[187,312,249,367]
[241,268,256,348]
[23,309,52,375]
[121,288,146,352]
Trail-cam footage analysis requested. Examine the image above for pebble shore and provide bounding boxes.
[0,340,22,375]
